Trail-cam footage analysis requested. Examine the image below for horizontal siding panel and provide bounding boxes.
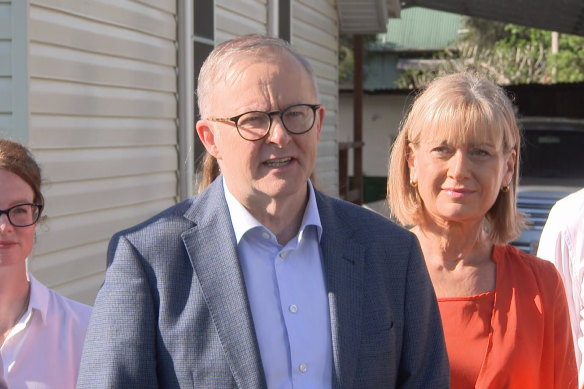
[0,3,10,38]
[36,146,177,181]
[293,1,337,34]
[317,138,338,156]
[29,115,176,148]
[293,19,337,50]
[0,77,10,112]
[32,0,175,39]
[295,38,337,69]
[29,80,176,118]
[321,95,338,113]
[29,6,175,66]
[30,43,176,92]
[320,124,337,142]
[308,60,337,83]
[322,116,338,135]
[43,173,177,217]
[315,156,338,177]
[315,169,338,195]
[318,78,338,97]
[134,0,175,14]
[34,198,175,255]
[52,272,105,305]
[319,94,336,112]
[0,113,10,132]
[299,0,337,22]
[216,6,266,38]
[216,0,266,24]
[30,240,107,289]
[215,30,237,45]
[0,41,10,75]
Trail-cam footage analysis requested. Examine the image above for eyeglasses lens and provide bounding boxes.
[237,112,272,140]
[282,105,314,133]
[8,204,40,227]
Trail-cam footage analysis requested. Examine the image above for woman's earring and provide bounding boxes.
[501,185,510,193]
[410,179,418,187]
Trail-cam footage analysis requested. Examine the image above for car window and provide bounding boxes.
[522,129,584,179]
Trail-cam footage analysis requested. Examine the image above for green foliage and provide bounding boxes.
[339,43,354,84]
[549,34,584,82]
[395,17,584,88]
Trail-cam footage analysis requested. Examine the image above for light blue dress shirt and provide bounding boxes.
[224,179,332,389]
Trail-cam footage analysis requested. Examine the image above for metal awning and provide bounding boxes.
[337,0,401,33]
[401,0,584,36]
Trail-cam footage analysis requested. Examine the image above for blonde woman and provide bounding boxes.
[387,73,577,388]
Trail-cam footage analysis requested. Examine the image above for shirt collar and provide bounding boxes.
[223,177,323,244]
[27,273,49,324]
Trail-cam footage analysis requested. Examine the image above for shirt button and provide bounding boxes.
[289,304,298,313]
[299,363,308,373]
[278,252,287,259]
[262,232,270,240]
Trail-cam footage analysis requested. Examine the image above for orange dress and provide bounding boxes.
[438,245,578,389]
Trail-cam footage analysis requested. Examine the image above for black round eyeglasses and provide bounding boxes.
[205,103,321,141]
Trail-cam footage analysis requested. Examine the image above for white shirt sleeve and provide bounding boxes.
[537,189,584,388]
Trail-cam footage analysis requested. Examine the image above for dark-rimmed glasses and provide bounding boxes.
[205,103,321,141]
[0,203,43,227]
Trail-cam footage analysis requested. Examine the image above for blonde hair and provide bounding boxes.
[196,35,319,191]
[387,72,524,244]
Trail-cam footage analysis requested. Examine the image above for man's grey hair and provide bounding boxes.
[197,34,320,118]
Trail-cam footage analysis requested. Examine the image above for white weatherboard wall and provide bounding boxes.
[0,0,28,141]
[27,0,178,304]
[0,1,12,136]
[216,0,268,43]
[293,0,339,195]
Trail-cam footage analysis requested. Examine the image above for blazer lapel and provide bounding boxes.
[317,194,365,389]
[181,179,267,389]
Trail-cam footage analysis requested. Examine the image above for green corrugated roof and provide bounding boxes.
[376,7,463,50]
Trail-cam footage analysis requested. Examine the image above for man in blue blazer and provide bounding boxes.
[78,35,449,388]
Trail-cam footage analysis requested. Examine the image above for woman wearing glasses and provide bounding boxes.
[0,138,91,389]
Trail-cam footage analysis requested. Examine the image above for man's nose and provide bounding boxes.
[266,116,291,147]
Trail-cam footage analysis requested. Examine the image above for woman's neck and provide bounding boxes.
[412,218,496,297]
[0,269,31,345]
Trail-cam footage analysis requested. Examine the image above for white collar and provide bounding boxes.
[223,177,322,244]
[26,274,49,324]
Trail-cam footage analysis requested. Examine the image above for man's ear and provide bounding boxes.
[314,105,326,141]
[195,120,220,159]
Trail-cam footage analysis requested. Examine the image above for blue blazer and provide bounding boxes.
[77,177,449,388]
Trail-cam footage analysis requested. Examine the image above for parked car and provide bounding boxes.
[511,117,584,254]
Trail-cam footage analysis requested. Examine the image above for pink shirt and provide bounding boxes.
[1,275,91,389]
